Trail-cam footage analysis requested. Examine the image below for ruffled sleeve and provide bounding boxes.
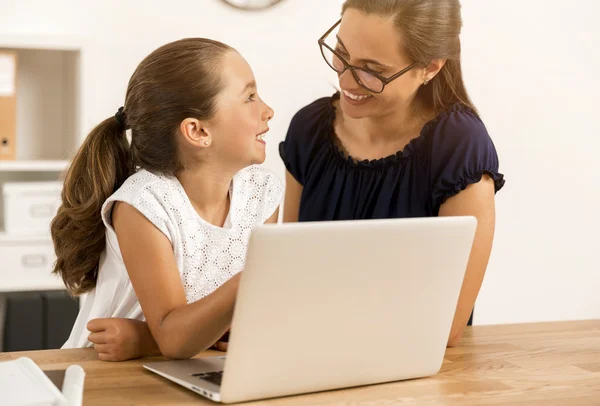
[429,106,505,214]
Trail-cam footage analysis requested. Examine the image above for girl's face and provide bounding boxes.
[194,51,274,170]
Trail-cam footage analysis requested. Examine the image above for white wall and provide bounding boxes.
[460,0,600,325]
[1,0,598,325]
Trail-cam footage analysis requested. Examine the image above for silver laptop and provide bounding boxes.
[144,216,477,403]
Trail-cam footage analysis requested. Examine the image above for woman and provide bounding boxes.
[279,0,505,346]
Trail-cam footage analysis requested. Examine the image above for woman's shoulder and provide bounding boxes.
[425,104,494,150]
[288,93,337,134]
[425,104,505,210]
[280,93,339,184]
[295,93,336,116]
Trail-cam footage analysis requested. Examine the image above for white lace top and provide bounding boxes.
[63,165,283,348]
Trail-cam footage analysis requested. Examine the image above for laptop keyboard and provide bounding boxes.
[191,371,223,386]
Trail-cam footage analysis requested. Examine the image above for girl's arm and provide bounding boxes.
[211,207,280,352]
[88,206,280,361]
[87,317,160,361]
[100,201,239,360]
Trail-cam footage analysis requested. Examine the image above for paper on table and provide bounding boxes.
[61,365,85,406]
[0,54,16,97]
[0,357,68,406]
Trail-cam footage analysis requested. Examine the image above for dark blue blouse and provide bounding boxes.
[279,92,505,221]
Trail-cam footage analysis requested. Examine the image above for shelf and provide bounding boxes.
[0,44,81,162]
[0,34,83,51]
[0,36,79,295]
[0,160,69,172]
[0,232,52,243]
[0,279,66,293]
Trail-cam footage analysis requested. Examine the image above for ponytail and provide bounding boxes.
[51,116,134,295]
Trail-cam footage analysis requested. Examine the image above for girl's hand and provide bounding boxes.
[212,329,230,352]
[87,318,159,361]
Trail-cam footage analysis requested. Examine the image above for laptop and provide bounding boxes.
[144,216,477,403]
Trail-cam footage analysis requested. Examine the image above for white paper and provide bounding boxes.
[61,365,85,406]
[0,54,16,97]
[0,357,65,406]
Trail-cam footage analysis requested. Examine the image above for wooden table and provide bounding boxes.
[2,320,599,405]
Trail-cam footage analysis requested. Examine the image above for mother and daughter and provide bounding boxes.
[51,0,504,361]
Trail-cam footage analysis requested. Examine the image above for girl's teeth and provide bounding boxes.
[343,90,372,101]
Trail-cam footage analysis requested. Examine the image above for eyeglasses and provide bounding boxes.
[318,19,418,94]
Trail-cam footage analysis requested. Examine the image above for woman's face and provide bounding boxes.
[334,9,428,120]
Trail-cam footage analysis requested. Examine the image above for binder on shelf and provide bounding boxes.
[42,291,79,350]
[3,292,44,352]
[0,51,17,160]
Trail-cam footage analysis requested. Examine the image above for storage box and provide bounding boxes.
[0,51,17,160]
[2,182,62,235]
[0,234,64,292]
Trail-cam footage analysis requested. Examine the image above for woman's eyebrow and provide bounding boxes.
[336,36,390,68]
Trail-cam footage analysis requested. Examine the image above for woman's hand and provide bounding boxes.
[87,318,160,361]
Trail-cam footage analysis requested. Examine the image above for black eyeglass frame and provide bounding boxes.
[318,19,420,94]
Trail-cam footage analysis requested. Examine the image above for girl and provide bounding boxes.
[52,38,283,360]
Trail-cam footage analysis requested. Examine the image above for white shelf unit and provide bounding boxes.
[0,232,65,292]
[0,35,82,52]
[0,36,82,292]
[0,160,69,172]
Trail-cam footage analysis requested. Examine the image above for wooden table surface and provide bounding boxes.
[2,320,599,405]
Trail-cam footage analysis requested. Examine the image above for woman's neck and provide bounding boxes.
[177,165,235,227]
[337,99,429,151]
[365,112,422,144]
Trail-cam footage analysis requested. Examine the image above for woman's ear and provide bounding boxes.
[180,118,212,148]
[423,58,447,83]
